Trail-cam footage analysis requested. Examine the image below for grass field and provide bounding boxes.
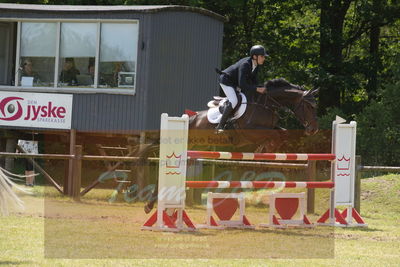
[1,174,399,266]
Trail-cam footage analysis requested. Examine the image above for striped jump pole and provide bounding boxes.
[187,151,335,161]
[186,181,335,189]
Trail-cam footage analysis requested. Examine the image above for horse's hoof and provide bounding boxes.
[144,204,152,214]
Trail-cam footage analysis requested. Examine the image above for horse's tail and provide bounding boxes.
[136,139,160,159]
[0,168,32,216]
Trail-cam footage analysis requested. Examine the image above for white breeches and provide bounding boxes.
[220,83,238,108]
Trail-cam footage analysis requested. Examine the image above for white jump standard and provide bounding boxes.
[317,118,367,227]
[142,114,196,232]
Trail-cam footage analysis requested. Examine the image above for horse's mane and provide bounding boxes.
[263,78,317,108]
[264,78,304,91]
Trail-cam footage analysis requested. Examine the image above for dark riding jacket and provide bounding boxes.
[219,57,260,100]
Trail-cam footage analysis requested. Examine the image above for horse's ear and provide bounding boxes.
[310,88,319,96]
[304,88,319,97]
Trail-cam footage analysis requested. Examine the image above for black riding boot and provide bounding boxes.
[215,101,233,134]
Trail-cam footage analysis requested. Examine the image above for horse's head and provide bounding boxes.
[293,89,319,135]
[263,78,319,135]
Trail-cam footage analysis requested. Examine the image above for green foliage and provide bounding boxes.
[318,107,350,130]
[356,59,400,165]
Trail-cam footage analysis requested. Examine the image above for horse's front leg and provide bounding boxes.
[144,185,158,214]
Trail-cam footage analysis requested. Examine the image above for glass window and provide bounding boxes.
[99,23,138,89]
[16,21,138,92]
[20,22,57,87]
[59,23,97,87]
[0,23,13,86]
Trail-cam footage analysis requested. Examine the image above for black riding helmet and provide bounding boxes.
[250,45,269,57]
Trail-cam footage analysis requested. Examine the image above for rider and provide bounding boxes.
[216,45,268,133]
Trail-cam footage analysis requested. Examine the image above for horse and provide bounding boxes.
[139,78,319,213]
[188,78,318,151]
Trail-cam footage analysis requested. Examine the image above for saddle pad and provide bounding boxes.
[207,93,247,124]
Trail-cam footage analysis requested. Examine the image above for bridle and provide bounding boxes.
[263,92,315,129]
[293,97,310,128]
[293,94,317,129]
[246,94,280,124]
[245,88,316,129]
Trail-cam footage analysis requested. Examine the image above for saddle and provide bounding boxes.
[206,92,247,124]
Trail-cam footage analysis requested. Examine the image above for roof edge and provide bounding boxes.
[0,3,227,22]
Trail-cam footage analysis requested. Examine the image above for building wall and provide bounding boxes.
[145,11,223,129]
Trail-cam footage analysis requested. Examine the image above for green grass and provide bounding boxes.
[1,175,400,266]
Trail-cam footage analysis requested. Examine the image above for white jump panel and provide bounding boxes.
[158,114,189,208]
[333,120,357,207]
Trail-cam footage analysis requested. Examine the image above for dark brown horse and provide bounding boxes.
[142,78,319,213]
[188,78,318,151]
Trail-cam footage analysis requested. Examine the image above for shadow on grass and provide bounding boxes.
[184,204,207,211]
[171,230,217,237]
[247,202,268,209]
[254,227,335,239]
[0,261,34,266]
[345,226,380,232]
[181,226,335,240]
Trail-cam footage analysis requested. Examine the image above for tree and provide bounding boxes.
[318,0,352,113]
[318,0,400,113]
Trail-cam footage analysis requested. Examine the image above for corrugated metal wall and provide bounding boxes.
[145,11,223,129]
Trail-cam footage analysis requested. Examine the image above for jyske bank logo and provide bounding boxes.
[0,96,67,122]
[0,97,23,121]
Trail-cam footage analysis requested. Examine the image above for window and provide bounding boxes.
[0,22,14,86]
[99,23,138,88]
[59,23,97,87]
[13,20,138,93]
[20,22,57,87]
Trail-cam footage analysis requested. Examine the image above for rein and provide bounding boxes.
[263,92,310,128]
[240,87,313,129]
[293,97,309,128]
[246,93,283,125]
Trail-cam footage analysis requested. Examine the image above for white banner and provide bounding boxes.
[0,91,73,129]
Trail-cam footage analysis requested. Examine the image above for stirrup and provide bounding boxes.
[215,127,225,134]
[215,122,228,134]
